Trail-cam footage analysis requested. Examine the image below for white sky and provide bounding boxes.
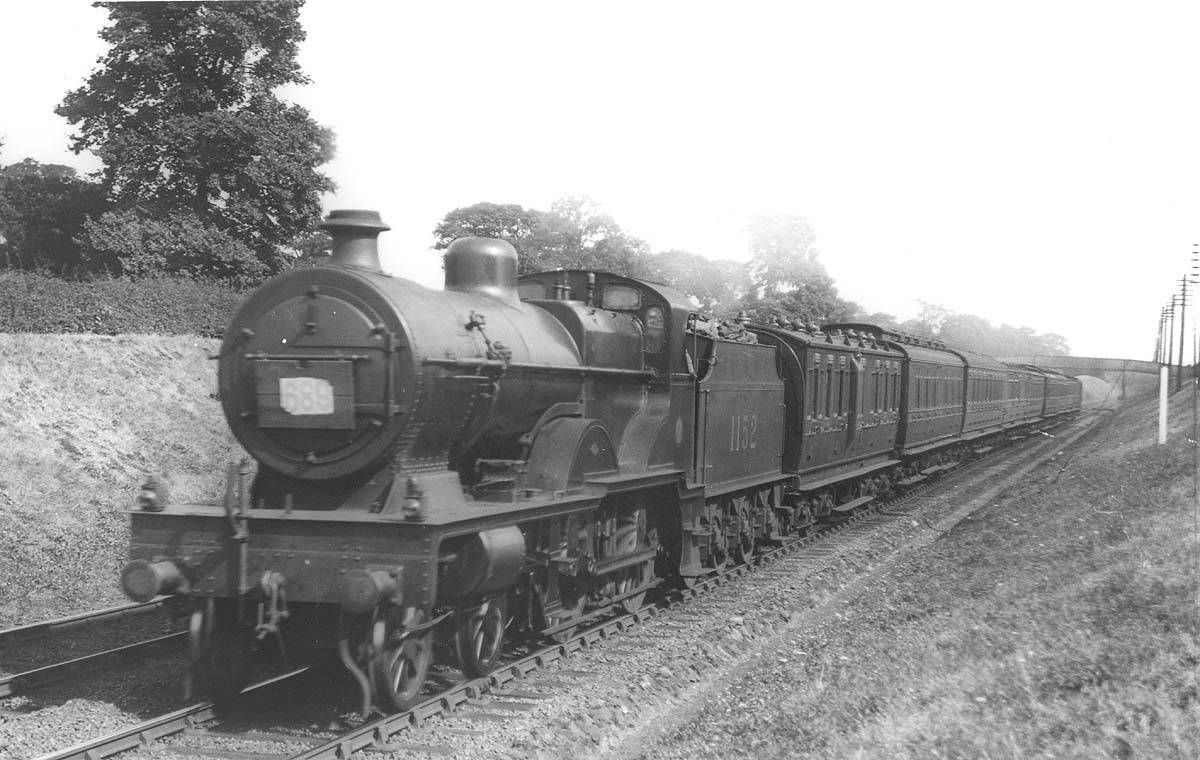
[2,1,1197,360]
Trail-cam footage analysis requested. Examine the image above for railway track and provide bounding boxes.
[28,412,1097,760]
[33,667,313,760]
[0,599,184,698]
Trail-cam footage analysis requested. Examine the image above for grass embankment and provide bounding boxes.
[651,387,1198,759]
[0,335,240,626]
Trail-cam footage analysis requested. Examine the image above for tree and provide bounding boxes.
[0,159,106,274]
[432,195,653,278]
[646,250,749,314]
[899,300,953,338]
[737,212,854,325]
[854,311,901,329]
[56,1,333,276]
[524,196,627,271]
[1036,332,1071,356]
[745,212,822,297]
[903,304,1072,357]
[940,312,1000,353]
[432,202,537,253]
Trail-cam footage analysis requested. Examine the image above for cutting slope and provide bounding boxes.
[0,334,241,625]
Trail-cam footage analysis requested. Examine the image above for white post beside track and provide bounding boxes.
[1158,365,1169,445]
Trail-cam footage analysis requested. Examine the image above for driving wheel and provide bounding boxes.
[370,606,432,712]
[454,595,506,678]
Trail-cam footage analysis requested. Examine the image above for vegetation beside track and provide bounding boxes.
[632,387,1198,760]
[0,334,239,626]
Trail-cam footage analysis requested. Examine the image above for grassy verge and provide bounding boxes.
[646,388,1198,760]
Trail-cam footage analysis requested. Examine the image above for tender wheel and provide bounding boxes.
[620,590,647,615]
[729,501,755,565]
[793,502,815,535]
[548,626,578,644]
[618,561,651,614]
[370,607,432,712]
[455,596,506,678]
[702,515,727,572]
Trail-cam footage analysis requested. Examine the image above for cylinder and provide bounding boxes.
[339,568,400,614]
[439,526,526,599]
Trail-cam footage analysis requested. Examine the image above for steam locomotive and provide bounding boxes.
[119,210,1082,712]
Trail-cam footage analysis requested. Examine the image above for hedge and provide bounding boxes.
[0,271,245,337]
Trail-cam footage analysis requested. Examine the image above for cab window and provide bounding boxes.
[602,284,641,310]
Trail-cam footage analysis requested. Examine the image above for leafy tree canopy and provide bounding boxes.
[745,212,824,297]
[433,202,537,252]
[524,196,651,275]
[433,196,653,277]
[899,304,1071,357]
[734,212,855,324]
[643,250,748,314]
[0,159,106,274]
[56,0,333,276]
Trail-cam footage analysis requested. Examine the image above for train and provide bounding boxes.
[118,209,1082,712]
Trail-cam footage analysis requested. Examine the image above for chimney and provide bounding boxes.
[320,209,390,271]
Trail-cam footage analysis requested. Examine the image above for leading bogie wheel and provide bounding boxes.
[455,595,507,678]
[205,627,252,713]
[185,600,250,711]
[370,606,432,712]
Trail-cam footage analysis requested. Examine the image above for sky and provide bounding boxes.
[2,1,1197,361]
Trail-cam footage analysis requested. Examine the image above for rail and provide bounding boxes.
[33,667,310,760]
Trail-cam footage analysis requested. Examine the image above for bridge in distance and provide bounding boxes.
[1001,355,1197,398]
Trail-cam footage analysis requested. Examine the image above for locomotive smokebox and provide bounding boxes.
[444,237,518,301]
[320,209,390,271]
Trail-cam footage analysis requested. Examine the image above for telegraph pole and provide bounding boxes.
[1177,276,1189,392]
[1169,299,1177,373]
[1192,244,1200,379]
[1160,301,1173,445]
[1157,307,1166,362]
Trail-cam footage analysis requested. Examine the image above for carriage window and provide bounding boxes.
[601,284,641,310]
[517,283,547,300]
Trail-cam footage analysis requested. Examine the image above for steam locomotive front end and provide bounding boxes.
[120,210,589,710]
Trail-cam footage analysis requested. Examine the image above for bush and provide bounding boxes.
[76,209,269,284]
[0,271,244,337]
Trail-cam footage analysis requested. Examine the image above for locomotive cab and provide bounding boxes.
[516,270,679,380]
